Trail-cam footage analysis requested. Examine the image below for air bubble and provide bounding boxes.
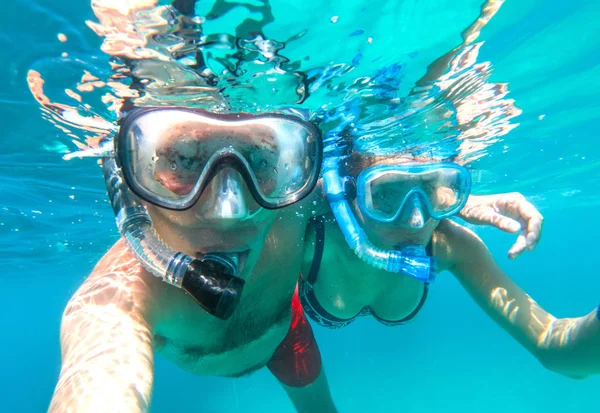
[170,162,177,171]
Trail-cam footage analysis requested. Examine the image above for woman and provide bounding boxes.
[300,151,600,379]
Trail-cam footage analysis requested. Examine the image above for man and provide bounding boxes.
[49,107,338,413]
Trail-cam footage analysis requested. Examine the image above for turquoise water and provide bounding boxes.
[1,0,599,412]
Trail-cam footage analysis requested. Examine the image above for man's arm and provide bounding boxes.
[49,241,157,413]
[437,220,600,379]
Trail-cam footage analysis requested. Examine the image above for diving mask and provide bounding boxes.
[116,107,322,211]
[357,163,472,224]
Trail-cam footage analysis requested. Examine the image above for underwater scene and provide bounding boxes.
[1,0,599,412]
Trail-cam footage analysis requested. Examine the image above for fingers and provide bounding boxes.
[498,215,521,234]
[525,214,543,250]
[487,211,521,234]
[496,193,543,254]
[517,201,543,250]
[461,193,543,257]
[508,234,527,260]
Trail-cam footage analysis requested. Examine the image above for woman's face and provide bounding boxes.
[351,156,443,249]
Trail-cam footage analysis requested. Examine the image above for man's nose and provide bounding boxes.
[400,194,427,228]
[197,168,249,221]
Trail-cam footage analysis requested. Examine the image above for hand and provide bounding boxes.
[458,193,543,259]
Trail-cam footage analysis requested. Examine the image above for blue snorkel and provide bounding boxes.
[322,148,434,283]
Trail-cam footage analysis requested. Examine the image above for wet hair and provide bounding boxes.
[343,151,443,177]
[336,126,460,177]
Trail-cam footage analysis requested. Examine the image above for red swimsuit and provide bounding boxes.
[267,286,322,387]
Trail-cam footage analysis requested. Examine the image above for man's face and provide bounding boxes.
[144,120,288,280]
[146,171,277,281]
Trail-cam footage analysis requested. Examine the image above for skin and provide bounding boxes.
[49,126,338,413]
[48,127,542,413]
[48,1,540,410]
[302,157,600,379]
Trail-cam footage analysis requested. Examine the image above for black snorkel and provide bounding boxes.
[172,253,245,320]
[102,157,244,320]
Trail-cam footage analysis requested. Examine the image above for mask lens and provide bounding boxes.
[118,108,321,210]
[121,111,213,208]
[360,163,470,221]
[152,139,208,196]
[368,174,415,218]
[427,168,466,215]
[235,121,317,204]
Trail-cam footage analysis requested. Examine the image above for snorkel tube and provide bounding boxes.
[322,153,434,283]
[102,157,244,320]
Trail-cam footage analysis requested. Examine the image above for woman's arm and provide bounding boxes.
[436,219,600,379]
[49,241,157,413]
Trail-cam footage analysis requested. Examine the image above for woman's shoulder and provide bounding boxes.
[431,219,488,271]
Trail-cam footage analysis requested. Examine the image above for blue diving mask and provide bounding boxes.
[323,160,470,283]
[357,163,472,224]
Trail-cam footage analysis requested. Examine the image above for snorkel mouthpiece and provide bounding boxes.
[103,157,245,320]
[388,246,433,283]
[202,252,239,276]
[177,255,245,321]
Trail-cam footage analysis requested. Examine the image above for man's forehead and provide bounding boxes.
[151,120,276,147]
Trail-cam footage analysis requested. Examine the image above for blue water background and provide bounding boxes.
[1,0,599,412]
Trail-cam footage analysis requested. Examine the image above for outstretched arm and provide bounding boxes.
[437,220,600,379]
[49,241,157,413]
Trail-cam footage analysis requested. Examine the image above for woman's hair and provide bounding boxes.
[344,152,444,177]
[335,127,462,177]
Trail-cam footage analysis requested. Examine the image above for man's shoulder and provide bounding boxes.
[89,238,137,278]
[66,238,159,318]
